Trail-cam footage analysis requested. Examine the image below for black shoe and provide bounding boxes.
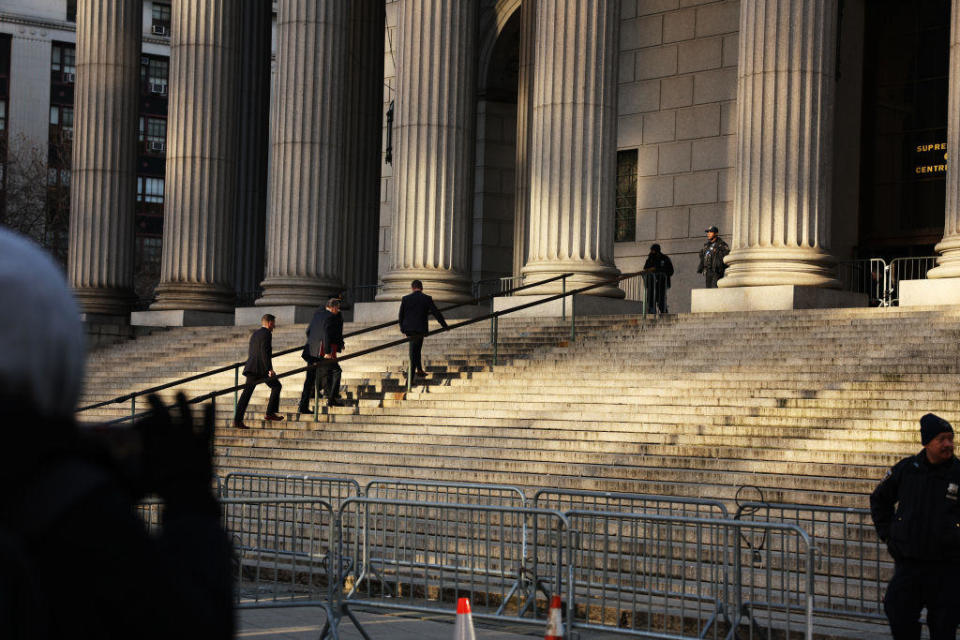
[297,404,312,414]
[233,420,250,429]
[415,369,427,377]
[264,413,285,422]
[327,398,345,407]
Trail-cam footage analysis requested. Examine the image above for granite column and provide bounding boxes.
[521,0,622,297]
[68,0,142,315]
[378,0,478,302]
[512,0,535,280]
[151,0,241,312]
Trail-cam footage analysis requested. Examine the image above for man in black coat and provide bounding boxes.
[298,298,345,412]
[870,413,960,640]
[642,243,674,314]
[234,314,284,428]
[398,279,448,378]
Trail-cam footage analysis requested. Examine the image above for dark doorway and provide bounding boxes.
[858,0,949,259]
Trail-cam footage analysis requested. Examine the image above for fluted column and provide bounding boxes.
[512,0,535,280]
[152,0,241,311]
[521,0,622,297]
[378,0,478,302]
[342,0,385,298]
[257,0,349,307]
[928,2,960,279]
[233,0,272,304]
[68,0,142,315]
[720,0,839,289]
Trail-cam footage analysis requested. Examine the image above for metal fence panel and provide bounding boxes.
[365,478,527,508]
[566,510,814,640]
[223,472,361,507]
[533,488,729,519]
[335,498,571,636]
[736,502,888,623]
[837,258,888,306]
[888,256,938,306]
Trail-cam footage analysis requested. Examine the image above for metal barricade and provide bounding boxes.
[619,272,644,303]
[329,498,572,637]
[837,258,888,306]
[736,502,888,624]
[533,487,729,519]
[223,472,361,507]
[888,256,938,306]
[499,276,522,296]
[566,510,815,640]
[365,478,527,508]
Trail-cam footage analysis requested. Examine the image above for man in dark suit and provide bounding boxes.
[298,298,345,412]
[398,279,448,379]
[234,314,284,428]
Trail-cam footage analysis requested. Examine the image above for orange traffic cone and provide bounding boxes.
[453,597,477,640]
[545,594,564,640]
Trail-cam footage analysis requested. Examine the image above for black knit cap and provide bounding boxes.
[920,413,953,445]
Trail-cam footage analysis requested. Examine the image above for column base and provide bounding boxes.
[898,278,960,307]
[353,301,487,324]
[520,263,625,298]
[691,285,867,313]
[131,309,235,327]
[73,288,136,316]
[235,305,353,326]
[150,282,235,313]
[256,276,344,308]
[377,270,473,303]
[493,294,644,317]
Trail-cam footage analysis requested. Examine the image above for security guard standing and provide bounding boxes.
[870,413,960,640]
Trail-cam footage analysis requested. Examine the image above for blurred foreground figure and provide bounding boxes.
[0,228,233,639]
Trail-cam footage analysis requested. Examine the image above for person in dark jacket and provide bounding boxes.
[234,314,284,428]
[398,280,448,378]
[696,225,730,288]
[642,244,674,314]
[870,413,960,640]
[298,298,345,412]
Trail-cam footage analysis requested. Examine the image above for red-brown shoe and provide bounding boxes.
[264,413,285,422]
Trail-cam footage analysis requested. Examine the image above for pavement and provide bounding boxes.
[237,606,541,640]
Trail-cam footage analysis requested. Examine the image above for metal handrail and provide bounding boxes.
[76,272,575,414]
[85,269,645,424]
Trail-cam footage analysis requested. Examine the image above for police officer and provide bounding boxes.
[870,413,960,640]
[696,225,729,288]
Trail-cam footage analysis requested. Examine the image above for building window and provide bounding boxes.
[49,105,74,144]
[137,176,165,205]
[141,56,169,95]
[151,3,172,36]
[0,100,5,132]
[66,0,77,22]
[615,149,638,243]
[51,43,76,83]
[139,117,167,153]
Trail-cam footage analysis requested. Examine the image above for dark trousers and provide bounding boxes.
[884,561,960,640]
[235,374,281,421]
[643,273,668,313]
[406,334,425,373]
[705,271,721,288]
[299,357,341,407]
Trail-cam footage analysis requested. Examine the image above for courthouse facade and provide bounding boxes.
[2,0,960,318]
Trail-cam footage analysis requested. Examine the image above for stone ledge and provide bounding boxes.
[353,301,488,324]
[898,278,960,307]
[234,305,352,327]
[131,309,235,327]
[691,286,868,313]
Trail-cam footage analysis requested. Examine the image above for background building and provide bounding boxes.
[1,0,958,319]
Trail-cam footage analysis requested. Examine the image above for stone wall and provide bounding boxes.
[616,0,739,312]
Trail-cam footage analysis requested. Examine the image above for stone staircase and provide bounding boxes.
[78,305,960,511]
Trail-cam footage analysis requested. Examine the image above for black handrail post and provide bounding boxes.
[570,293,576,342]
[492,315,499,366]
[561,276,566,320]
[233,365,239,415]
[314,362,320,422]
[406,354,412,394]
[130,395,136,423]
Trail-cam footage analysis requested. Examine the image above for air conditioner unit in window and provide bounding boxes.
[62,71,75,83]
[151,24,169,36]
[62,128,73,141]
[149,140,166,153]
[150,82,168,95]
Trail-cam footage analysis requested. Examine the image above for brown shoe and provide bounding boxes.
[233,420,250,429]
[264,413,285,422]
